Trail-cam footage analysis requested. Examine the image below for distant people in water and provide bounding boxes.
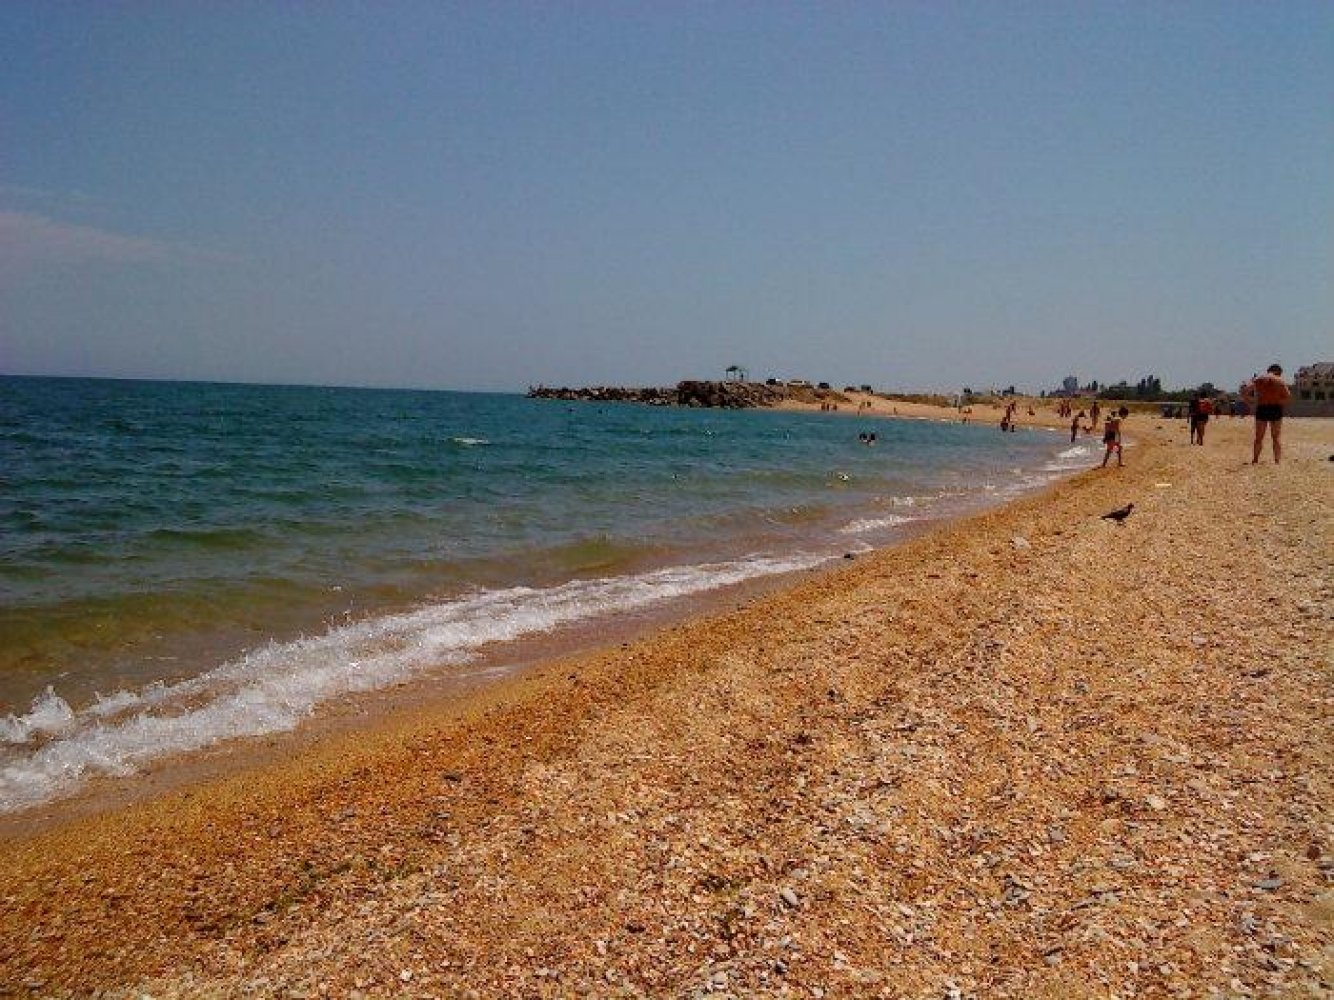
[1100,407,1129,468]
[1242,364,1291,464]
[858,431,877,445]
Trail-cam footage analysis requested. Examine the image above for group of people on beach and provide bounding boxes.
[1060,399,1127,467]
[1068,400,1104,443]
[853,363,1291,470]
[1105,363,1291,468]
[1097,364,1291,468]
[997,400,1033,433]
[1179,364,1290,462]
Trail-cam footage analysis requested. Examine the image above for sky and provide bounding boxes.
[1,3,1330,394]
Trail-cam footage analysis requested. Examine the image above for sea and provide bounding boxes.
[0,376,1091,815]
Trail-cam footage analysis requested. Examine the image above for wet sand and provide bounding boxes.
[1,415,1330,998]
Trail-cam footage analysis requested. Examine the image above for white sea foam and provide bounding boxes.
[0,551,828,814]
[0,688,75,743]
[448,436,490,446]
[1041,443,1094,472]
[839,514,915,535]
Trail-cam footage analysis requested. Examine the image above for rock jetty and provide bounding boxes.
[528,380,836,409]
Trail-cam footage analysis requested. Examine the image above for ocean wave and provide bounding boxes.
[0,551,829,814]
[1039,443,1094,473]
[448,436,490,447]
[838,514,915,535]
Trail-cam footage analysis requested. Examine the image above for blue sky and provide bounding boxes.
[2,3,1330,393]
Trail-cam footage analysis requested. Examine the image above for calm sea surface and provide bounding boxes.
[0,376,1088,813]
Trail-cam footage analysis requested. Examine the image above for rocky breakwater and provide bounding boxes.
[528,380,805,409]
[526,384,678,405]
[675,380,790,408]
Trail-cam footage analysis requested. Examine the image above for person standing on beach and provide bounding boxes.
[1100,406,1128,468]
[1242,364,1291,463]
[1193,393,1212,446]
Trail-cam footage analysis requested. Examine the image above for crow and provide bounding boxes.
[1101,503,1134,523]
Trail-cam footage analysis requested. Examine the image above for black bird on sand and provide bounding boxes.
[1101,503,1135,523]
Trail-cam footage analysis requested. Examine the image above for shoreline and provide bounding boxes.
[0,556,851,841]
[0,410,1074,829]
[1,416,1330,997]
[0,433,1069,838]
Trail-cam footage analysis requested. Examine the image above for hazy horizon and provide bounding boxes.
[0,367,1283,398]
[3,4,1330,395]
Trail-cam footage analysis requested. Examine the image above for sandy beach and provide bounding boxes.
[777,389,1140,433]
[1,413,1330,998]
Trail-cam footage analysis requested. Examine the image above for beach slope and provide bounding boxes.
[1,418,1330,998]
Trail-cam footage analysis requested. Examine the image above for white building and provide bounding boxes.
[1289,362,1334,417]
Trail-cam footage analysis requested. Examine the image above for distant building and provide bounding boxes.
[1291,362,1334,417]
[1061,375,1079,395]
[1294,362,1334,401]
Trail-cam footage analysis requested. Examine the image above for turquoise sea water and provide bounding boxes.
[0,376,1088,813]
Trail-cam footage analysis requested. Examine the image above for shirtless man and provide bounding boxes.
[1242,364,1291,464]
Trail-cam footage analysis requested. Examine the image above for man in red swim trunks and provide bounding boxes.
[1242,364,1291,464]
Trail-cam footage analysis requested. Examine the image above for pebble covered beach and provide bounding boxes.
[1,411,1330,999]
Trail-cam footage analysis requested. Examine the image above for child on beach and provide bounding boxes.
[1100,407,1129,468]
[1070,410,1088,442]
